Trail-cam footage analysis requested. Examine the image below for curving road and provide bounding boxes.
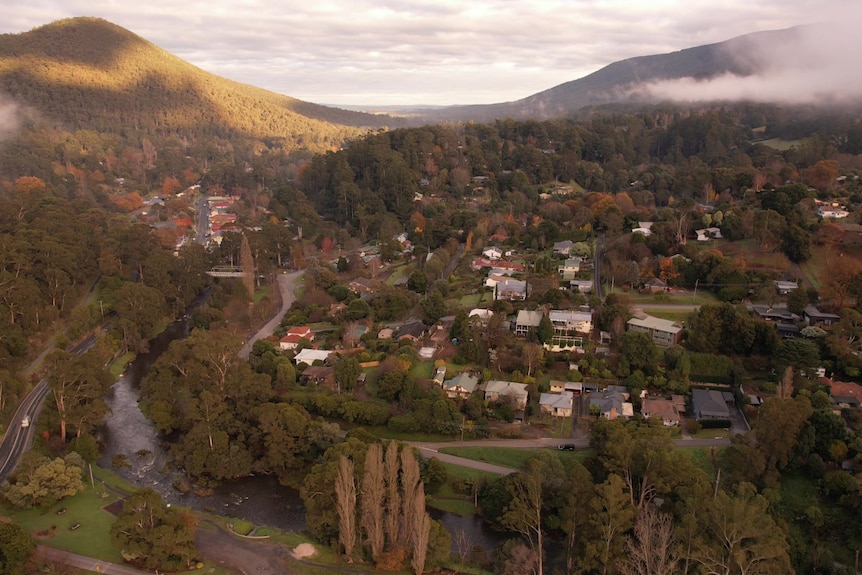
[238,269,304,359]
[0,381,51,482]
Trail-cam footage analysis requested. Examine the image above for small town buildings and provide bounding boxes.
[494,278,528,301]
[548,309,592,347]
[626,315,683,346]
[278,326,313,351]
[641,397,683,426]
[469,308,494,324]
[695,228,723,241]
[641,277,668,294]
[553,240,576,256]
[301,365,335,387]
[483,380,529,410]
[293,349,333,366]
[822,378,862,409]
[443,372,480,399]
[539,391,574,417]
[774,280,799,295]
[432,365,446,385]
[589,385,633,420]
[691,389,733,421]
[397,321,427,342]
[804,305,841,327]
[569,279,593,293]
[482,246,503,260]
[515,310,543,337]
[348,277,376,295]
[632,222,654,236]
[557,258,582,281]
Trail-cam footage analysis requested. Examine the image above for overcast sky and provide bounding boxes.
[0,0,857,107]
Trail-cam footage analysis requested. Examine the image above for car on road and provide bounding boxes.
[21,415,30,428]
[557,443,575,451]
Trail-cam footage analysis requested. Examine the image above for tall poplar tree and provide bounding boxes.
[335,456,357,558]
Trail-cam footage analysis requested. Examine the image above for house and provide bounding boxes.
[484,273,511,289]
[549,380,567,393]
[626,315,683,346]
[302,365,335,387]
[483,380,529,410]
[495,278,528,301]
[515,310,543,337]
[804,305,841,327]
[632,222,654,236]
[589,385,633,420]
[549,309,592,336]
[695,227,723,241]
[553,240,575,256]
[539,391,574,417]
[397,321,427,342]
[377,328,395,340]
[557,258,582,281]
[293,349,333,366]
[747,304,799,324]
[642,277,667,294]
[691,389,733,421]
[482,246,503,260]
[443,372,480,399]
[774,280,799,295]
[348,277,376,295]
[419,347,436,360]
[823,378,862,409]
[278,326,314,350]
[469,308,494,325]
[433,366,447,385]
[569,279,593,293]
[641,397,682,426]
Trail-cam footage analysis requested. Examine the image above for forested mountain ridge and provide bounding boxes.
[413,26,815,123]
[0,18,400,152]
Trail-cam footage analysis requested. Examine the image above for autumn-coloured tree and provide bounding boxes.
[658,257,679,284]
[820,254,862,308]
[162,176,182,196]
[805,159,839,192]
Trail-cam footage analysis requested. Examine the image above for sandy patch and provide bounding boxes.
[292,543,317,559]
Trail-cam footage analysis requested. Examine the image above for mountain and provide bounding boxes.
[0,17,402,153]
[412,26,813,124]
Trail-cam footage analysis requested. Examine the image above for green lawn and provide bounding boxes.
[457,292,493,308]
[439,446,589,470]
[646,309,693,323]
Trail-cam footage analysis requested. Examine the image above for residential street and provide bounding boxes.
[238,269,304,359]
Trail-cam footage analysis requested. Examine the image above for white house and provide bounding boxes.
[495,278,527,301]
[482,246,503,260]
[293,349,332,366]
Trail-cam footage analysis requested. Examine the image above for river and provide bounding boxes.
[97,316,506,552]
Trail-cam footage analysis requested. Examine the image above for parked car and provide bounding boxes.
[557,443,575,451]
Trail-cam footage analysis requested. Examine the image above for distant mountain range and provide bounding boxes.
[0,17,820,141]
[412,26,815,123]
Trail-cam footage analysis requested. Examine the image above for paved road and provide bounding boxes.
[238,269,304,359]
[0,381,51,482]
[408,436,731,476]
[37,546,155,575]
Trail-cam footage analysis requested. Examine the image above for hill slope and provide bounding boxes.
[0,17,401,152]
[413,26,809,123]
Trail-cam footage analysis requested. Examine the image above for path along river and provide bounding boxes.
[96,315,504,552]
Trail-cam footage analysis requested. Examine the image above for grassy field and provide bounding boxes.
[427,463,499,516]
[439,446,589,470]
[646,309,694,323]
[457,292,493,308]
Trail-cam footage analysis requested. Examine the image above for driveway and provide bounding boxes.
[238,270,304,359]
